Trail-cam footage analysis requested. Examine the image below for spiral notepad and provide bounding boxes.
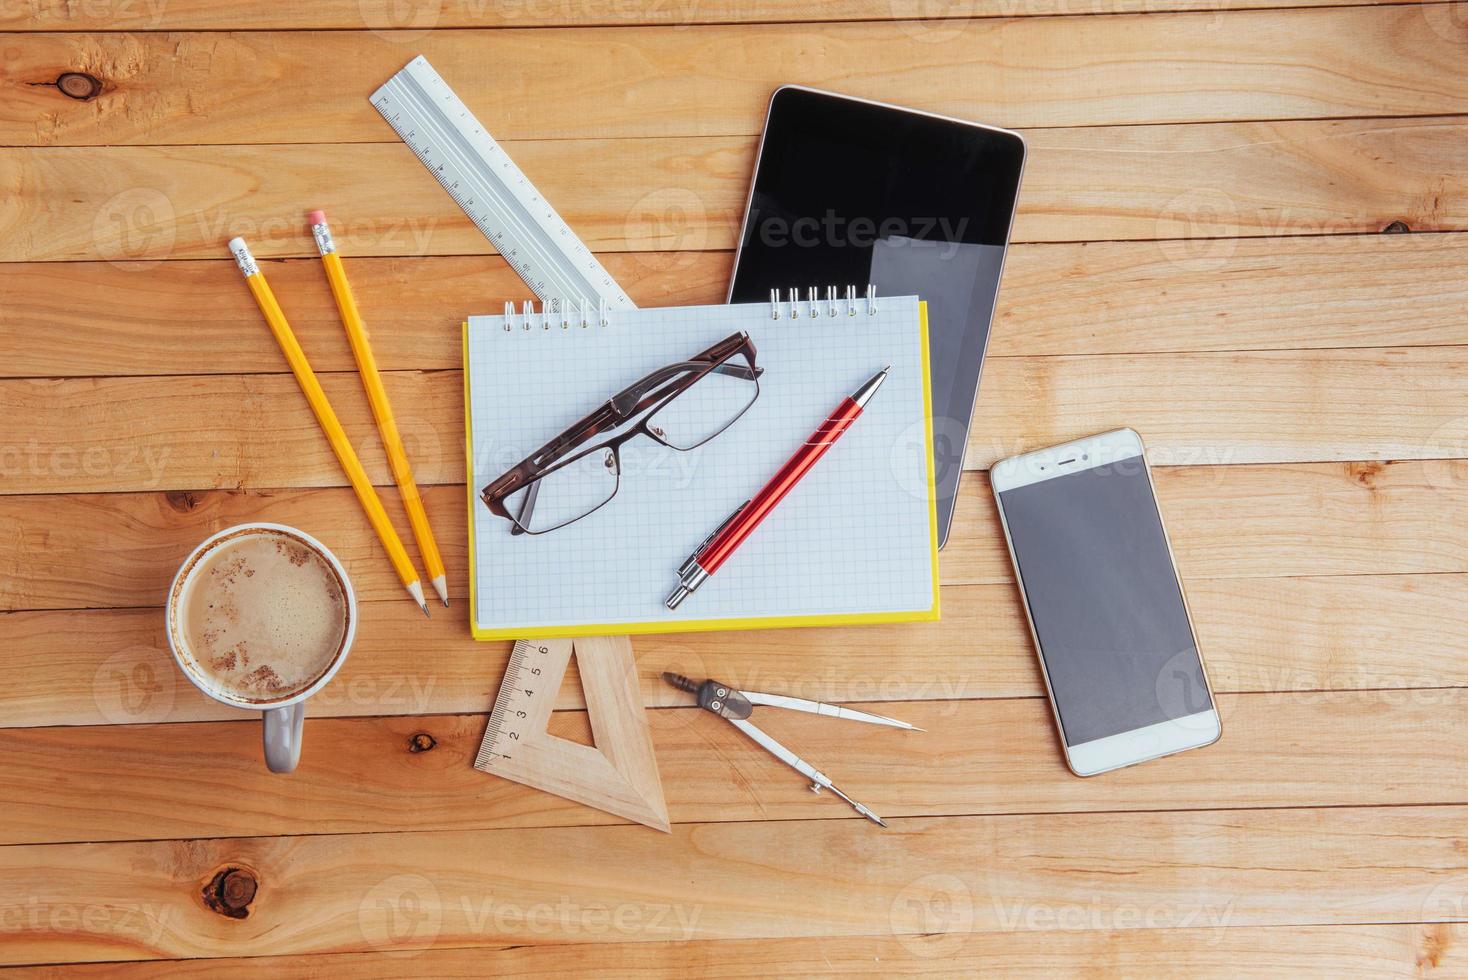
[463,289,940,639]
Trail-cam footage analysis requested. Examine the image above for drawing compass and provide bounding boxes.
[662,672,922,827]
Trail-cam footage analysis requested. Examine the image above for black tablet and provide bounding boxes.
[729,86,1025,548]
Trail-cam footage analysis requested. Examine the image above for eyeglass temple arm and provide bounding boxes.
[509,478,541,536]
[507,401,617,533]
[610,360,761,417]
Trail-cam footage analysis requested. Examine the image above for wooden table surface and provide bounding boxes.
[3,1,1467,975]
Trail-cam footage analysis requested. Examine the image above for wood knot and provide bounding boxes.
[203,867,258,919]
[1348,459,1388,488]
[408,732,437,753]
[164,490,200,512]
[56,72,103,101]
[1382,220,1411,234]
[1418,921,1452,970]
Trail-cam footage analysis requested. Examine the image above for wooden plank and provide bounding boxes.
[6,233,1467,379]
[4,924,1461,979]
[0,0,1421,31]
[7,9,1467,147]
[8,117,1466,263]
[966,346,1468,470]
[4,691,1468,845]
[7,569,1468,729]
[0,252,734,378]
[0,369,463,495]
[5,341,1468,495]
[990,231,1468,357]
[0,806,1465,964]
[5,460,1465,612]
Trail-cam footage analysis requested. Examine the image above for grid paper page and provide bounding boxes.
[467,296,937,635]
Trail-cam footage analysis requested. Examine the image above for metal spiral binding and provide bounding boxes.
[500,297,610,331]
[502,287,876,330]
[768,284,878,320]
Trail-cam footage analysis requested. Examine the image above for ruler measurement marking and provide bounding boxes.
[371,57,634,312]
[477,639,548,769]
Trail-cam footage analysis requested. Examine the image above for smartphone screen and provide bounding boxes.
[996,455,1212,748]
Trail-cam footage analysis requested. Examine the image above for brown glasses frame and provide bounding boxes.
[481,331,762,535]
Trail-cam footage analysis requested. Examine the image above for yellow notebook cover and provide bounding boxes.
[464,296,939,640]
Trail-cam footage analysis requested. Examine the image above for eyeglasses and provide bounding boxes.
[481,331,762,534]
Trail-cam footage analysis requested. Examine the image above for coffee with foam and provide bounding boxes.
[181,531,349,701]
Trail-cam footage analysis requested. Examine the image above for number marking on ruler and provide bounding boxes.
[475,639,549,768]
[371,56,635,310]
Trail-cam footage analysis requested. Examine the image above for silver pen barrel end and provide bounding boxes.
[665,562,709,610]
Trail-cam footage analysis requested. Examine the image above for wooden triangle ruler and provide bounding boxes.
[473,636,669,833]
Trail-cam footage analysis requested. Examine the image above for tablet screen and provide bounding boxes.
[729,86,1025,547]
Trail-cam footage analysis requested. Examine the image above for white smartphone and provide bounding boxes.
[991,428,1220,776]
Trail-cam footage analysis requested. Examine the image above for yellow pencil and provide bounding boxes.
[307,210,448,607]
[228,236,431,618]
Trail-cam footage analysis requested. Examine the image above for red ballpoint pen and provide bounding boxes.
[666,366,890,609]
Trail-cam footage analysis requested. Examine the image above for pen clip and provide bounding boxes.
[680,500,748,575]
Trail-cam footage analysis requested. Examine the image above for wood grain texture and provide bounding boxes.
[4,924,1461,978]
[4,691,1467,845]
[8,568,1468,728]
[0,563,1449,725]
[7,117,1466,263]
[6,344,1467,494]
[967,346,1468,470]
[0,0,1421,31]
[5,233,1467,378]
[0,807,1464,964]
[7,8,1467,147]
[0,252,733,378]
[6,460,1465,612]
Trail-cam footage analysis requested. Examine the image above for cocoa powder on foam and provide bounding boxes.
[182,534,347,701]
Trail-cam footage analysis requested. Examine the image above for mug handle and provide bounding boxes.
[263,702,306,773]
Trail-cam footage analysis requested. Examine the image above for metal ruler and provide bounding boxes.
[371,55,635,311]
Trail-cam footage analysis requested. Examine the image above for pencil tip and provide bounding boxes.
[419,601,431,619]
[442,597,450,607]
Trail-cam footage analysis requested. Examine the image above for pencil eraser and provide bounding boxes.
[307,210,327,226]
[227,236,248,253]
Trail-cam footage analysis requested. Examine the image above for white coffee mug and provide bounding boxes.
[166,523,357,773]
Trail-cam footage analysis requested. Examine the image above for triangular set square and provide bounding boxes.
[474,636,669,832]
